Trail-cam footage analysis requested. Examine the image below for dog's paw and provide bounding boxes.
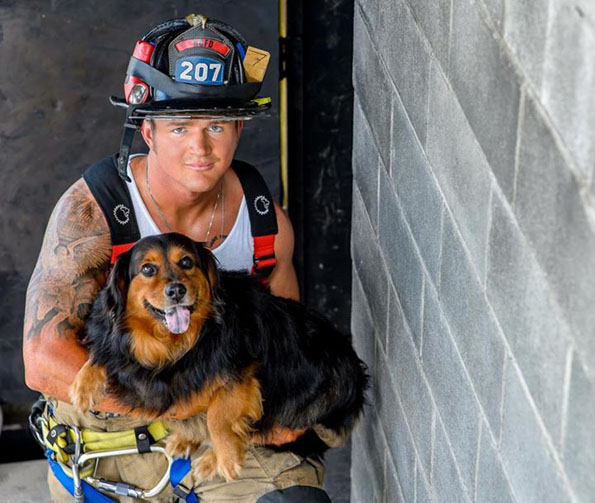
[192,449,219,481]
[70,373,105,413]
[192,449,243,482]
[70,391,91,413]
[216,451,243,482]
[166,431,195,459]
[194,445,245,482]
[69,383,100,412]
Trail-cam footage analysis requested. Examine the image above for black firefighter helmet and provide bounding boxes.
[111,14,272,180]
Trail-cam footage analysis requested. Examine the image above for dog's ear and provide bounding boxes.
[193,240,220,293]
[102,249,132,319]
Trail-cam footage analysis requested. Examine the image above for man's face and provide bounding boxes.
[140,117,243,193]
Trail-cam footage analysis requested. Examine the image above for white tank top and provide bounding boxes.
[126,154,255,272]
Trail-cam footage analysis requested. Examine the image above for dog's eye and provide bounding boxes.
[179,256,194,270]
[141,264,157,276]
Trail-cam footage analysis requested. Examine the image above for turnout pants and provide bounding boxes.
[46,399,331,503]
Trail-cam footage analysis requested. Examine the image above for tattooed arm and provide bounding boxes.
[22,178,126,412]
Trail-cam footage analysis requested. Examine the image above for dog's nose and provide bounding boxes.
[165,282,187,302]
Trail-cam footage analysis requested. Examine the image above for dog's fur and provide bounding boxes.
[71,232,368,481]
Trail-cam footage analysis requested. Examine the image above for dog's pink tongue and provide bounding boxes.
[164,306,190,334]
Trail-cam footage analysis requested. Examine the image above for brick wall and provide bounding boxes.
[350,1,595,502]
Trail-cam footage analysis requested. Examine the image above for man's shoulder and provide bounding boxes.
[54,177,103,225]
[47,177,111,267]
[82,154,120,182]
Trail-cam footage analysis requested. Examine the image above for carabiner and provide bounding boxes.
[70,426,84,503]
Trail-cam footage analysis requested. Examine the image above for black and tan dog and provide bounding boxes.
[70,232,368,481]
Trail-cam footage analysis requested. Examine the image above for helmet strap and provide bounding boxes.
[117,111,139,182]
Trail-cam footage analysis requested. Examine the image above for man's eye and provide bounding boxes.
[172,127,186,134]
[208,124,223,133]
[179,257,194,270]
[141,264,157,276]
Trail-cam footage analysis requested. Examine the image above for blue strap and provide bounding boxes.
[170,458,198,503]
[236,42,246,60]
[46,450,117,503]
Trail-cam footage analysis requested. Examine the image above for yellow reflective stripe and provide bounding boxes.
[81,421,169,452]
[253,97,272,106]
[43,414,169,454]
[148,421,169,442]
[41,414,169,481]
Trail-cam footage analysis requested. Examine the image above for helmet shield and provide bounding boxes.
[168,25,234,87]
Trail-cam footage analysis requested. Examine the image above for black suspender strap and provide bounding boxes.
[82,154,141,264]
[232,160,279,281]
[232,160,278,235]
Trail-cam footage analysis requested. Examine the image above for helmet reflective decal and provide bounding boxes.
[175,56,224,85]
[175,38,230,56]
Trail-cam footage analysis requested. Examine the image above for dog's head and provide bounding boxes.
[104,232,219,368]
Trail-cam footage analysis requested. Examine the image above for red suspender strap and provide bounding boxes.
[252,235,277,276]
[111,242,136,265]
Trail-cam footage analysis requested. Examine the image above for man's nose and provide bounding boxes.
[165,282,187,302]
[189,130,212,156]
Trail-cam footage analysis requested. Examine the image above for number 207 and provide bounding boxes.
[179,61,222,82]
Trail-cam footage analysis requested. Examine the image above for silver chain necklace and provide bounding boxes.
[145,159,223,243]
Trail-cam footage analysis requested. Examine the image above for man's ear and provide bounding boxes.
[140,119,154,150]
[102,250,132,320]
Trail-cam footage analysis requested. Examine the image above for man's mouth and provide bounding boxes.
[144,300,195,334]
[185,161,215,171]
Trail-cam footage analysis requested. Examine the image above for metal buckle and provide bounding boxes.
[70,426,84,503]
[89,410,121,420]
[28,396,48,449]
[78,445,174,500]
[173,482,192,500]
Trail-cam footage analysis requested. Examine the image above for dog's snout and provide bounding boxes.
[165,282,187,302]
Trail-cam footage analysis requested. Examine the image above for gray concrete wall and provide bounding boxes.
[350,0,595,501]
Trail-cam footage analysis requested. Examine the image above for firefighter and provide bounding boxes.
[24,14,338,503]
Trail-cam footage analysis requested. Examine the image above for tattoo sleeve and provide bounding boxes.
[24,178,111,342]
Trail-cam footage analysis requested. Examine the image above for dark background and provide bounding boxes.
[287,0,354,333]
[0,1,354,498]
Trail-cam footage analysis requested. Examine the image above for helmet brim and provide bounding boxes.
[110,95,271,121]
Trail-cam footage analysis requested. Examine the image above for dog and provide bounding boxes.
[70,232,368,481]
